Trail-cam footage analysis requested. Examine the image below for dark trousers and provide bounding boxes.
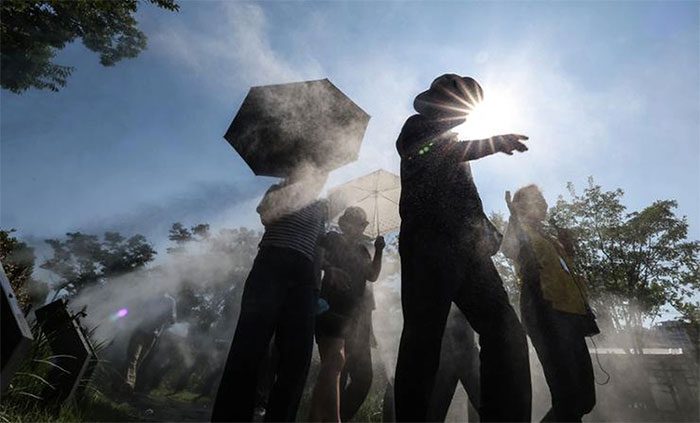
[211,247,318,422]
[521,284,596,423]
[394,228,531,422]
[428,305,481,422]
[340,307,374,421]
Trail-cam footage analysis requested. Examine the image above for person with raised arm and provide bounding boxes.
[394,74,532,422]
[502,185,597,422]
[309,206,384,422]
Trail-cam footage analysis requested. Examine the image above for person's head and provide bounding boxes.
[338,206,368,239]
[414,74,484,126]
[512,184,548,223]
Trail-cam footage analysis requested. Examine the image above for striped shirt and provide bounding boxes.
[259,199,328,261]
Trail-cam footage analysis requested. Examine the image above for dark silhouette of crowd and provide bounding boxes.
[207,74,599,423]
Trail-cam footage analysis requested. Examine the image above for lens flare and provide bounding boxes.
[117,308,128,318]
[455,85,521,140]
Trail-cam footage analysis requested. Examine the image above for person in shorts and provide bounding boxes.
[309,207,384,422]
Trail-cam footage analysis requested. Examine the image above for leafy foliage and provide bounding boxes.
[0,0,179,93]
[549,178,700,332]
[41,231,156,298]
[166,222,210,254]
[168,224,260,333]
[0,229,48,309]
[489,212,521,310]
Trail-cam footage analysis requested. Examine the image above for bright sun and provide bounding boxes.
[455,85,522,140]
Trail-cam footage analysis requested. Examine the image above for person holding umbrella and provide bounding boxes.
[325,169,399,421]
[393,74,532,421]
[211,166,329,422]
[309,206,385,422]
[214,79,371,422]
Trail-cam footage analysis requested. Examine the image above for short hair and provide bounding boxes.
[338,206,368,228]
[512,184,543,206]
[512,185,547,217]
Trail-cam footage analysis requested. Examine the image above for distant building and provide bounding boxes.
[653,320,699,359]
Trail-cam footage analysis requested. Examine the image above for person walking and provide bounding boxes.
[211,167,328,422]
[121,293,176,394]
[309,206,384,422]
[394,73,532,422]
[428,304,481,422]
[502,185,597,422]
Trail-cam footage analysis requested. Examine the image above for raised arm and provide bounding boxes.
[501,190,521,260]
[366,236,386,282]
[453,134,529,162]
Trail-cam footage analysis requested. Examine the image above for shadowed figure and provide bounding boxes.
[394,74,532,422]
[211,168,328,422]
[339,284,375,421]
[120,294,176,394]
[428,304,481,422]
[382,306,481,423]
[502,185,597,422]
[309,207,384,422]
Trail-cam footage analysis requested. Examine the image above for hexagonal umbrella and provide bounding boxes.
[224,79,371,177]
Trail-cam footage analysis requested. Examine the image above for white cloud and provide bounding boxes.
[152,3,324,91]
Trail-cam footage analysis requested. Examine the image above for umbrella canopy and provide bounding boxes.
[328,169,401,237]
[224,79,371,177]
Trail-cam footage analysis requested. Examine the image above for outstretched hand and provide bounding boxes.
[492,134,529,155]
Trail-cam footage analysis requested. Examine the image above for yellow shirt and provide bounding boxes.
[516,223,588,315]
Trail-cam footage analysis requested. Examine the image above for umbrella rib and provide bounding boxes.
[347,185,375,194]
[374,173,380,237]
[348,193,374,207]
[378,193,400,206]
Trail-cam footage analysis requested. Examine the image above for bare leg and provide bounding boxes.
[309,337,346,422]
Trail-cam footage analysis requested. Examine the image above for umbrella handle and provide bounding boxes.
[374,192,380,238]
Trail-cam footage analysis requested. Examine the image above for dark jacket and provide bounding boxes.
[397,114,487,237]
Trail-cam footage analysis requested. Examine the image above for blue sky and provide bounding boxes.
[1,1,698,257]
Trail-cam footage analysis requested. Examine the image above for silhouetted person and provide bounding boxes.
[502,185,597,422]
[384,306,481,422]
[309,207,384,422]
[394,74,532,421]
[211,167,328,422]
[339,285,376,421]
[428,305,481,422]
[121,293,176,393]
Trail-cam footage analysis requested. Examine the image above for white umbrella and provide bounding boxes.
[328,169,401,237]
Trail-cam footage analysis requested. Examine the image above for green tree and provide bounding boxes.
[166,222,210,254]
[168,225,260,326]
[41,231,156,298]
[549,178,699,349]
[1,0,179,93]
[0,229,48,309]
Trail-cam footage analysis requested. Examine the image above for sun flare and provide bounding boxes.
[455,85,522,140]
